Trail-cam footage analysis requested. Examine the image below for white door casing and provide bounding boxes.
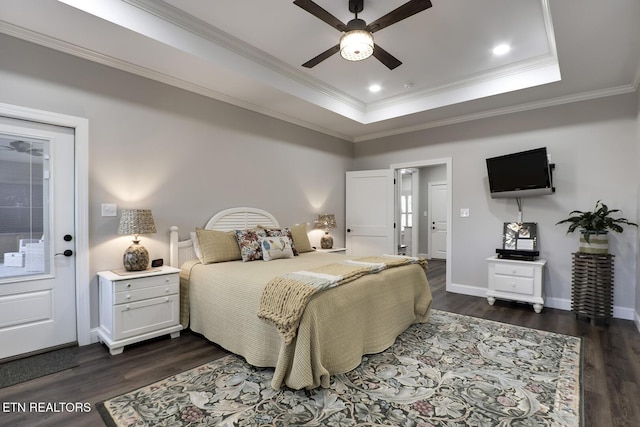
[390,158,452,292]
[345,169,395,257]
[0,103,90,350]
[0,118,76,359]
[429,181,448,259]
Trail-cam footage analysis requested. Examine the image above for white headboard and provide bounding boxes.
[169,207,280,267]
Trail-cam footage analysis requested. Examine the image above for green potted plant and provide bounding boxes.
[556,200,637,254]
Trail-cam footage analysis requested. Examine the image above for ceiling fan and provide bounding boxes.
[294,0,432,70]
[0,140,43,156]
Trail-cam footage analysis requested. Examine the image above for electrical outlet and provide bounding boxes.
[460,208,470,218]
[102,203,117,217]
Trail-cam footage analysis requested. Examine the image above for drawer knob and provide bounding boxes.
[125,305,130,310]
[126,295,131,300]
[165,288,170,293]
[511,269,517,274]
[165,297,169,302]
[127,283,132,288]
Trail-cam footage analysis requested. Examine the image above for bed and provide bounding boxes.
[169,207,432,390]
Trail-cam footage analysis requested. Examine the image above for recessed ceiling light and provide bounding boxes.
[492,44,511,56]
[369,84,382,93]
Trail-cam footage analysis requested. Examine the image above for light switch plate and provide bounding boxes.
[460,208,470,217]
[102,203,117,217]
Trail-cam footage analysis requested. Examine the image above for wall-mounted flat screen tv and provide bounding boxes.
[486,147,555,198]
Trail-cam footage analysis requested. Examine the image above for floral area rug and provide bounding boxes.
[98,310,582,426]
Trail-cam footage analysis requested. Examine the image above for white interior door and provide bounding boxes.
[0,117,76,359]
[345,169,395,257]
[429,182,448,259]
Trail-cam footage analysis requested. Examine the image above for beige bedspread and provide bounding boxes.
[180,251,432,390]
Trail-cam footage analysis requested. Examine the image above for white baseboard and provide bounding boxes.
[447,282,486,298]
[449,283,636,321]
[87,328,100,345]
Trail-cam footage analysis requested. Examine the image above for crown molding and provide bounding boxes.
[354,84,637,143]
[0,20,355,142]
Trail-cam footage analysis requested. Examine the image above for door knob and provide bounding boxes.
[55,250,73,257]
[347,228,351,233]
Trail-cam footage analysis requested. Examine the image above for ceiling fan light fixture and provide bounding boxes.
[340,30,374,61]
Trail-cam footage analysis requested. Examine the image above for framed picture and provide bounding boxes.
[503,222,537,251]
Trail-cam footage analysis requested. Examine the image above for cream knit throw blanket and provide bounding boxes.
[257,255,428,344]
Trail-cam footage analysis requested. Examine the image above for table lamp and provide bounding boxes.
[316,214,337,249]
[117,209,156,271]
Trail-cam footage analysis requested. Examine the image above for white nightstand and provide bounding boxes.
[97,266,182,355]
[315,247,347,254]
[486,256,546,313]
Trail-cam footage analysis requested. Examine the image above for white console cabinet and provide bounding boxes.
[486,256,546,313]
[97,266,182,355]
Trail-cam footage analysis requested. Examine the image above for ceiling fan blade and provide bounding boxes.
[302,44,340,68]
[366,0,432,33]
[293,0,348,32]
[373,44,402,70]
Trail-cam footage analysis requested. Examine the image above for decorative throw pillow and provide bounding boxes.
[195,228,242,264]
[260,236,294,261]
[234,228,267,262]
[264,227,299,256]
[289,223,313,253]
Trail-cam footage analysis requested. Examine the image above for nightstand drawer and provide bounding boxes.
[494,263,534,278]
[494,275,534,295]
[113,295,179,340]
[114,283,179,304]
[114,273,179,293]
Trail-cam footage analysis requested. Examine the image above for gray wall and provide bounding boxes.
[354,94,639,317]
[0,34,353,327]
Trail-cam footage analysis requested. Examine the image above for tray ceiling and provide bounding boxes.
[0,0,638,141]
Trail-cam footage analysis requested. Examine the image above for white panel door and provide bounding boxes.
[0,117,76,359]
[429,182,448,259]
[345,169,395,257]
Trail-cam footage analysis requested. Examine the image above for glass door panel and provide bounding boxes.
[0,135,50,280]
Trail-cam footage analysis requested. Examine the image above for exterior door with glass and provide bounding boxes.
[0,117,76,359]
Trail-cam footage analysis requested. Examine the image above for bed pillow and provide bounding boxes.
[260,236,294,261]
[235,228,267,262]
[263,227,299,256]
[190,231,204,262]
[195,228,242,264]
[289,223,313,253]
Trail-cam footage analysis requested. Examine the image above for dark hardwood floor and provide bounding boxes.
[0,259,638,426]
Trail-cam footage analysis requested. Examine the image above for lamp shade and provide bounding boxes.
[316,214,337,229]
[340,30,374,61]
[117,209,156,236]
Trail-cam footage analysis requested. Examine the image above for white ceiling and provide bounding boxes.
[0,0,639,142]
